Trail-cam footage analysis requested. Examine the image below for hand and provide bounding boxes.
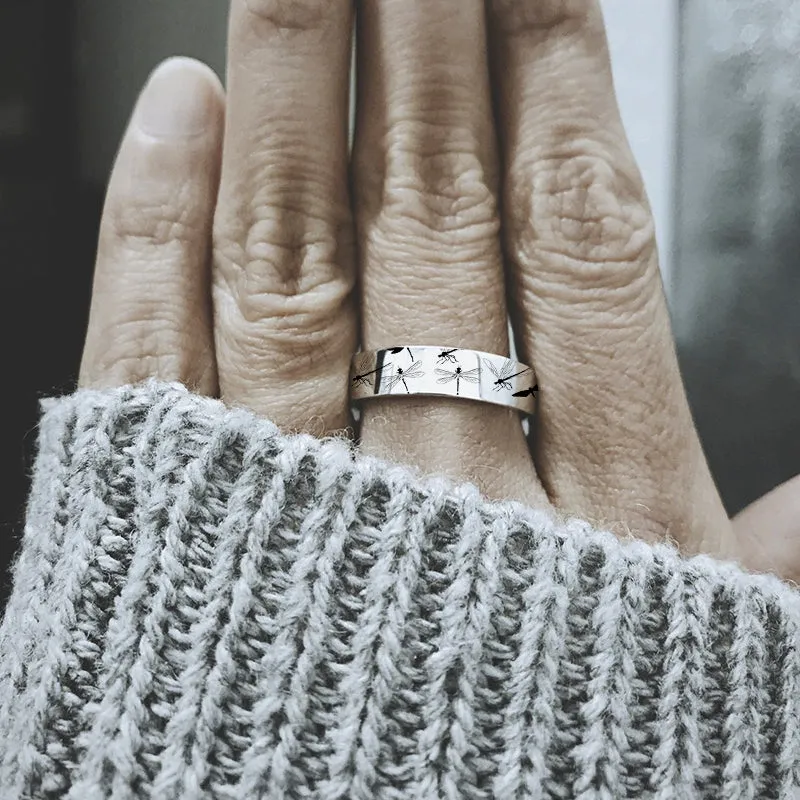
[78,0,796,582]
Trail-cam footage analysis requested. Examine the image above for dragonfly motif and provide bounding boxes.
[435,364,480,396]
[483,358,530,392]
[352,362,392,389]
[436,348,459,364]
[385,360,425,394]
[513,384,539,398]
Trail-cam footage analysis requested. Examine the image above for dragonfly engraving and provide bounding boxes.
[513,384,539,398]
[436,348,459,364]
[386,360,425,394]
[483,359,530,391]
[435,364,480,396]
[352,362,392,388]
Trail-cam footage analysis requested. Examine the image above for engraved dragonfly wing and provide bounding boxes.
[385,360,425,392]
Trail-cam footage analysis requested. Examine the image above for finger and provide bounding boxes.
[733,474,800,582]
[354,0,545,505]
[488,1,730,545]
[80,58,224,393]
[212,0,357,434]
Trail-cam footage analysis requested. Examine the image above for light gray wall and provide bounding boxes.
[673,0,800,512]
[602,0,677,286]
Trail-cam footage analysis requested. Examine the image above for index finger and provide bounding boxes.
[212,0,357,434]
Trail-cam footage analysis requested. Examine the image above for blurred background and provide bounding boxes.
[0,0,798,606]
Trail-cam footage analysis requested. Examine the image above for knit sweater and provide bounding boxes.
[0,382,798,800]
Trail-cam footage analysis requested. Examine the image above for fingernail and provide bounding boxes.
[135,57,218,138]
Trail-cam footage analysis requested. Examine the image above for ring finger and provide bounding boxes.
[354,0,545,505]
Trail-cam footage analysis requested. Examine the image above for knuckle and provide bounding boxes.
[214,204,351,308]
[491,0,592,34]
[214,205,355,371]
[243,0,328,34]
[86,319,206,385]
[360,124,499,242]
[107,195,198,251]
[217,285,355,382]
[92,352,180,385]
[509,150,657,294]
[215,257,353,329]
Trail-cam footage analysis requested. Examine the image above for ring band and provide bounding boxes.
[350,346,538,415]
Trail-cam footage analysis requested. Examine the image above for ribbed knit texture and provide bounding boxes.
[0,382,798,800]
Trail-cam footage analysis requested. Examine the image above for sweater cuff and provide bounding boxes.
[1,380,799,799]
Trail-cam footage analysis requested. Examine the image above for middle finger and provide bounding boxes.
[354,0,544,504]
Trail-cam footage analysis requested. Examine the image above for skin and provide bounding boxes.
[79,0,800,583]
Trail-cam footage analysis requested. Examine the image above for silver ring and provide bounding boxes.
[350,346,538,415]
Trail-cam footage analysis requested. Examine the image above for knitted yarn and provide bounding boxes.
[0,381,798,799]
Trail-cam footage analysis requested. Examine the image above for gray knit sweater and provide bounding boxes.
[0,382,798,799]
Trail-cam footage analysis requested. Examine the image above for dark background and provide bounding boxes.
[0,0,227,609]
[1,1,799,610]
[0,2,97,609]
